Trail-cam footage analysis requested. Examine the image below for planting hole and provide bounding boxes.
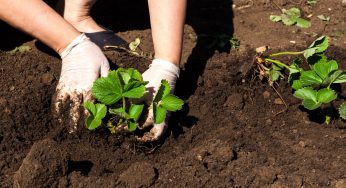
[68,160,93,175]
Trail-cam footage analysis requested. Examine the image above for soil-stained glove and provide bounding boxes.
[54,33,110,133]
[137,59,180,142]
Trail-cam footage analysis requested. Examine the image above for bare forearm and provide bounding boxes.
[148,0,187,66]
[0,0,80,53]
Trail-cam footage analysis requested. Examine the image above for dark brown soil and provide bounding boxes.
[1,1,346,187]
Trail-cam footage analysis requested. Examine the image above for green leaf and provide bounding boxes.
[270,15,282,22]
[127,68,143,81]
[304,48,318,59]
[291,79,303,90]
[92,70,122,105]
[119,68,143,84]
[302,99,321,110]
[269,69,282,82]
[83,102,107,130]
[94,103,107,120]
[295,17,311,28]
[281,14,296,26]
[119,71,131,85]
[317,15,330,21]
[338,102,346,120]
[307,0,318,5]
[304,36,329,59]
[109,107,130,119]
[288,62,301,75]
[160,94,184,112]
[313,60,338,80]
[123,83,146,99]
[83,101,96,115]
[153,80,171,103]
[154,105,167,124]
[129,38,140,52]
[294,87,318,102]
[331,71,346,84]
[7,45,31,55]
[128,104,144,121]
[317,88,337,103]
[127,121,137,132]
[86,117,102,130]
[300,70,323,86]
[283,8,301,17]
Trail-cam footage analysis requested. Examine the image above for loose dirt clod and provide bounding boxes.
[117,162,157,187]
[13,139,69,188]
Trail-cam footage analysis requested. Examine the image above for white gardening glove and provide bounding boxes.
[136,59,180,142]
[54,33,110,133]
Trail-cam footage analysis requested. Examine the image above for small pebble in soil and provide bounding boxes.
[41,73,55,85]
[298,141,307,148]
[263,91,270,99]
[274,98,284,105]
[265,119,273,125]
[0,97,7,106]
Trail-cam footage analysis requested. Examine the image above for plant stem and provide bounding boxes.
[122,97,126,110]
[269,51,304,57]
[265,58,290,69]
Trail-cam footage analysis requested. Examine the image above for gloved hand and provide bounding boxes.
[54,33,110,133]
[136,59,180,142]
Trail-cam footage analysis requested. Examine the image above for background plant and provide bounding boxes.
[256,36,346,123]
[270,7,311,28]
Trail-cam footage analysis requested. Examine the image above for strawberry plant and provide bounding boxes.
[270,7,311,28]
[256,36,346,123]
[83,68,183,133]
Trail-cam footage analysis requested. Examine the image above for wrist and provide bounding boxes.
[151,59,180,78]
[59,33,88,58]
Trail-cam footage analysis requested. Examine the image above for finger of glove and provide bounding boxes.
[141,108,154,129]
[82,90,94,116]
[136,122,167,142]
[68,93,83,133]
[53,89,69,123]
[100,58,110,77]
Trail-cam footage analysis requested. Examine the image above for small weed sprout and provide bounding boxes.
[270,7,311,28]
[198,34,240,49]
[256,36,346,123]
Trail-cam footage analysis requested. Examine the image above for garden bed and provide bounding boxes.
[1,0,346,187]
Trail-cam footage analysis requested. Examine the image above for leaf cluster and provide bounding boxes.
[258,36,346,122]
[83,68,184,133]
[270,8,311,28]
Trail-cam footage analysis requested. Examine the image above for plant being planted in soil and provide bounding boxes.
[256,36,346,124]
[83,68,184,133]
[270,7,311,28]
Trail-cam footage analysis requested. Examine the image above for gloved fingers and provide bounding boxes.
[82,90,94,116]
[139,108,154,129]
[100,59,110,77]
[53,88,69,123]
[68,92,83,133]
[136,122,167,142]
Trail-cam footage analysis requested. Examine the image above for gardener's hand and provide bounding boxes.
[53,33,109,133]
[136,59,180,142]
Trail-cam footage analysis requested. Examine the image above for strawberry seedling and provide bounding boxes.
[256,36,346,124]
[270,7,311,28]
[83,68,183,133]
